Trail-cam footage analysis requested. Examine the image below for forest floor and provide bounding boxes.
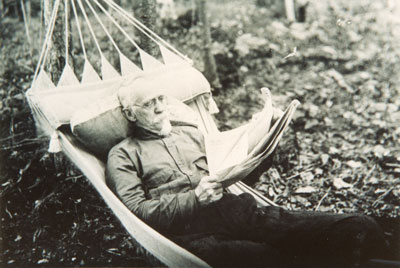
[0,0,399,266]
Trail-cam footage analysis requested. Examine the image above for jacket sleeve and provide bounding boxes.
[106,149,199,232]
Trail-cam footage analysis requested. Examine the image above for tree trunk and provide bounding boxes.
[0,0,3,16]
[284,0,296,21]
[196,0,221,90]
[255,0,298,22]
[43,0,72,84]
[26,0,31,23]
[135,0,160,58]
[43,0,72,167]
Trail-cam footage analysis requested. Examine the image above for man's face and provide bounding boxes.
[127,94,172,135]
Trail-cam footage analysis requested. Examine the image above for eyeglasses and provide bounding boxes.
[134,95,167,110]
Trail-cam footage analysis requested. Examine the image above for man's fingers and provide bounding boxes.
[202,175,218,182]
[196,175,223,205]
[214,187,223,195]
[208,181,222,189]
[207,185,222,192]
[212,192,223,201]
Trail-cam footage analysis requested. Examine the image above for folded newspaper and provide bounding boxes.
[205,92,300,188]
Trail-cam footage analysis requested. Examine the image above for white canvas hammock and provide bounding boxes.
[26,0,286,266]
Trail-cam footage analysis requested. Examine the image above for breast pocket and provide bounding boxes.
[145,169,173,189]
[194,157,209,173]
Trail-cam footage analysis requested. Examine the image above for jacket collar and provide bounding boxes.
[132,124,168,140]
[132,120,199,140]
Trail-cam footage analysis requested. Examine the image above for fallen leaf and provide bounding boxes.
[318,205,333,212]
[37,259,49,264]
[268,187,276,198]
[320,154,330,166]
[329,147,340,154]
[366,177,379,185]
[333,177,353,189]
[315,168,324,175]
[300,171,314,183]
[321,46,338,57]
[295,185,317,194]
[304,119,319,130]
[346,160,363,169]
[393,188,400,198]
[291,195,312,206]
[305,103,319,117]
[372,145,389,158]
[374,189,386,194]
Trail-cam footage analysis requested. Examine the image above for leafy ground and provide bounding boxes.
[0,0,399,266]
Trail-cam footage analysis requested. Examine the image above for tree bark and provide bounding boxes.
[135,0,160,58]
[255,0,298,22]
[26,0,31,23]
[0,0,4,17]
[284,0,296,22]
[43,0,72,84]
[195,0,221,90]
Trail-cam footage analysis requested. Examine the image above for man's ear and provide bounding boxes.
[123,108,137,122]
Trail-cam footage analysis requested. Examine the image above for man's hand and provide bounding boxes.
[194,175,223,205]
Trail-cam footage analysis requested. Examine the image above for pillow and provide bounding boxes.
[70,94,128,160]
[71,95,201,161]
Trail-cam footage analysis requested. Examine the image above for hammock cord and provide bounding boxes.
[103,0,191,63]
[32,0,61,85]
[32,0,195,88]
[76,0,103,56]
[64,0,69,63]
[71,0,88,60]
[85,0,122,54]
[20,0,34,64]
[91,0,140,51]
[39,0,43,53]
[103,0,162,48]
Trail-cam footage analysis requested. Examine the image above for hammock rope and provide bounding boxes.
[85,0,122,55]
[39,0,44,55]
[102,0,162,49]
[20,0,34,64]
[92,0,142,52]
[33,0,194,89]
[103,0,192,63]
[64,0,69,63]
[76,0,103,57]
[70,0,88,60]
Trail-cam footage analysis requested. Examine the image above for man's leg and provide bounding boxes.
[205,193,386,267]
[173,234,279,268]
[171,194,281,267]
[247,205,388,267]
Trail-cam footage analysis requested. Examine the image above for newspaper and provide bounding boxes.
[205,99,300,188]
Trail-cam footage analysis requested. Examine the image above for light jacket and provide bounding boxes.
[106,122,209,232]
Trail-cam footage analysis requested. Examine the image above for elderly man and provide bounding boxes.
[106,81,386,267]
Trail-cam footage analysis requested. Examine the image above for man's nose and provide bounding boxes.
[154,99,166,113]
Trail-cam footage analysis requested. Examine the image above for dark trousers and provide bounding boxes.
[171,193,387,268]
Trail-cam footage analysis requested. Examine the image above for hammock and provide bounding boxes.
[26,0,292,266]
